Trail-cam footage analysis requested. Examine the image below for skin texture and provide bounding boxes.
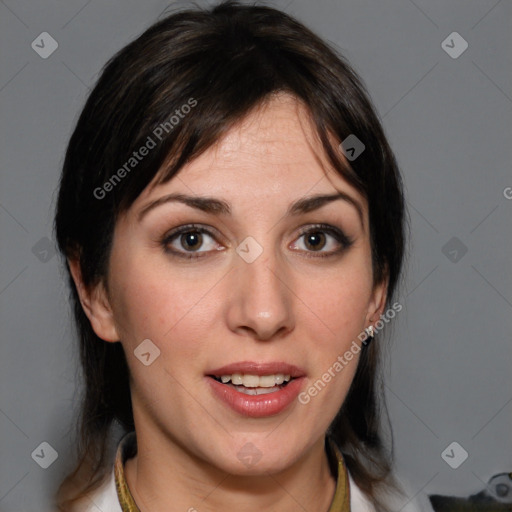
[70,93,388,512]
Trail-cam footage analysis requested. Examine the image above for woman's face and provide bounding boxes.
[85,93,387,474]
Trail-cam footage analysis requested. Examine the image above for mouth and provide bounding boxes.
[208,373,294,395]
[205,361,306,417]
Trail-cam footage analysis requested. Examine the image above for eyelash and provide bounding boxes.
[161,223,354,260]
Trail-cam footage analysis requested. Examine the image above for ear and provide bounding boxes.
[365,274,389,327]
[68,259,120,342]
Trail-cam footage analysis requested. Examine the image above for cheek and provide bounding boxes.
[108,250,219,355]
[302,262,373,339]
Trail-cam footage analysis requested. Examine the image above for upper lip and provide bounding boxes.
[207,361,306,378]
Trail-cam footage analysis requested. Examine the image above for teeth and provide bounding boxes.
[243,374,260,387]
[231,373,243,385]
[217,373,292,388]
[259,375,277,387]
[236,386,281,395]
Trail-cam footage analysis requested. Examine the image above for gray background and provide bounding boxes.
[1,0,511,511]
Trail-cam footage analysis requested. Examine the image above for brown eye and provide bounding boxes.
[180,231,203,251]
[290,224,354,258]
[161,224,223,259]
[303,231,326,251]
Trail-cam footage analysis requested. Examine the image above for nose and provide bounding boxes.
[225,245,295,341]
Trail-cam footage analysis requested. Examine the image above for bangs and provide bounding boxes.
[76,4,374,215]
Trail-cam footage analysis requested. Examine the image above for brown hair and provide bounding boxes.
[54,1,406,510]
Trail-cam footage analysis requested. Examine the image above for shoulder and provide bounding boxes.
[349,472,377,511]
[73,464,122,512]
[74,431,137,512]
[348,472,430,512]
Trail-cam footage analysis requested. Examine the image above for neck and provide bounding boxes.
[124,431,337,512]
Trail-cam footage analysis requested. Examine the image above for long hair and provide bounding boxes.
[54,1,406,509]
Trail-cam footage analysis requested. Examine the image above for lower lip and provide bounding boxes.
[206,376,305,418]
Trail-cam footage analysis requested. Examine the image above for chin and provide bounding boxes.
[210,434,307,475]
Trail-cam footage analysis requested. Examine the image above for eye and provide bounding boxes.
[161,223,353,260]
[290,224,354,257]
[161,224,223,259]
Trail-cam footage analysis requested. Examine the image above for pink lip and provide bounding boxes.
[205,361,306,418]
[206,361,306,378]
[206,375,305,418]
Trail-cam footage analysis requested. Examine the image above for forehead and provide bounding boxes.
[138,93,363,211]
[208,94,319,163]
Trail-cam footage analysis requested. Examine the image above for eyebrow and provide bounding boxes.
[138,192,364,228]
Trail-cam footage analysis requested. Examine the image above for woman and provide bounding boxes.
[54,1,412,510]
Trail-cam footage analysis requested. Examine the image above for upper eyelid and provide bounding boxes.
[163,223,345,239]
[163,224,221,239]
